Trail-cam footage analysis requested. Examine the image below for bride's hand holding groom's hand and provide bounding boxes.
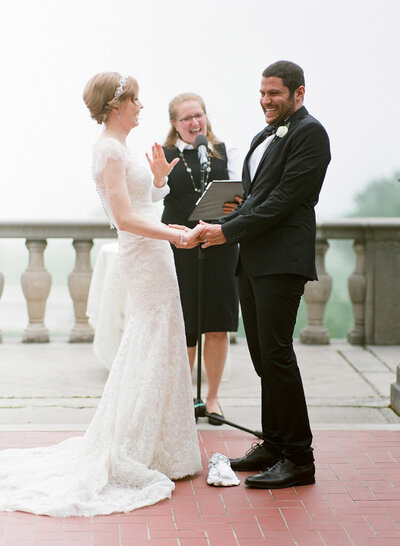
[169,224,204,249]
[169,221,227,249]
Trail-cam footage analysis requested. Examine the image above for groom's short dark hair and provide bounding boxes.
[262,61,305,95]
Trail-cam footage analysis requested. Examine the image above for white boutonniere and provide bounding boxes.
[276,124,289,138]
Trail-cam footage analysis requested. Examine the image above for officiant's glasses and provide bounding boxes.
[178,113,205,123]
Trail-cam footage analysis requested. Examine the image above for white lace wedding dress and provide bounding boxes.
[0,137,202,517]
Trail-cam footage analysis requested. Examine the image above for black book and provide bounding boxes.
[188,180,243,222]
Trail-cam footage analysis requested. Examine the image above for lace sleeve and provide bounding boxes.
[92,138,129,229]
[92,138,129,181]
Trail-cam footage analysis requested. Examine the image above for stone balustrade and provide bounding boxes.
[0,220,116,343]
[300,218,400,346]
[1,218,400,413]
[1,218,400,346]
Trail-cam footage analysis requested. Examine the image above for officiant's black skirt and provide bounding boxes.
[171,244,239,340]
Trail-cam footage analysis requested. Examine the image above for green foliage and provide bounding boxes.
[348,172,400,217]
[293,172,400,339]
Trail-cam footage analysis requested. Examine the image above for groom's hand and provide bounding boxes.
[199,221,227,248]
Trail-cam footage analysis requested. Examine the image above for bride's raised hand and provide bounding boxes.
[145,142,179,186]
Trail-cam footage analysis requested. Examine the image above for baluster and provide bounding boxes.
[300,239,332,344]
[347,241,366,345]
[0,271,4,342]
[68,239,94,342]
[21,240,52,342]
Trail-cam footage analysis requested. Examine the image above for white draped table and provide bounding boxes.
[87,241,231,379]
[87,242,128,369]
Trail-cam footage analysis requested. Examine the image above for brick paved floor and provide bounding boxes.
[1,429,400,545]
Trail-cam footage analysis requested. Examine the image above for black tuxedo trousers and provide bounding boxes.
[237,261,313,465]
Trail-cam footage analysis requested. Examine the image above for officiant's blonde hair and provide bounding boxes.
[83,72,139,124]
[164,93,221,158]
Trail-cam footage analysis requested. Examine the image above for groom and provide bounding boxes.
[200,60,331,488]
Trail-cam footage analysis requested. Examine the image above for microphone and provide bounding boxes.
[194,134,209,171]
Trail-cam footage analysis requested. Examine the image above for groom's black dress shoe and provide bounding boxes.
[244,458,315,489]
[229,443,280,471]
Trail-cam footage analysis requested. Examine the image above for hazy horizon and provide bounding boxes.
[1,0,399,222]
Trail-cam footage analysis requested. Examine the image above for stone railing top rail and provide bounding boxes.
[0,220,116,239]
[0,217,400,240]
[316,217,400,240]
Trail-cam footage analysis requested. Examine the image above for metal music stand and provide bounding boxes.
[191,166,263,439]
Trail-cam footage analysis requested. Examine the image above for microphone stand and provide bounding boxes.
[193,163,263,439]
[193,163,207,420]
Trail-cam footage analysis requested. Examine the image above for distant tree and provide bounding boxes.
[295,172,400,339]
[348,172,400,217]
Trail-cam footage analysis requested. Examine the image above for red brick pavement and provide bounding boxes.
[1,429,400,545]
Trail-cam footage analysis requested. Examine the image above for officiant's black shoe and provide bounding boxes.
[229,443,279,471]
[244,458,315,489]
[207,403,224,426]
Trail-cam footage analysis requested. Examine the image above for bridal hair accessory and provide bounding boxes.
[114,76,128,100]
[207,453,240,486]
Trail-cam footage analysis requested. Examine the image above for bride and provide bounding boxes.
[0,72,202,517]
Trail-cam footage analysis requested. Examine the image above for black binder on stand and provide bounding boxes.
[188,180,243,222]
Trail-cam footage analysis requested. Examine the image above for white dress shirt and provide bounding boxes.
[248,133,275,181]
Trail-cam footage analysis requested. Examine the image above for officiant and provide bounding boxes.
[161,92,241,424]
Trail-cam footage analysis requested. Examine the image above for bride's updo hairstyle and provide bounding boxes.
[83,72,139,124]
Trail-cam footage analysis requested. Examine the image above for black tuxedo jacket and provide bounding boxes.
[221,106,331,280]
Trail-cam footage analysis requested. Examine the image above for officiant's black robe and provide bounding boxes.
[162,143,239,337]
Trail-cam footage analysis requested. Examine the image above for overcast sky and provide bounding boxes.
[1,0,399,222]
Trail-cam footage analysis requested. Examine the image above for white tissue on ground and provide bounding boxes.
[207,453,240,486]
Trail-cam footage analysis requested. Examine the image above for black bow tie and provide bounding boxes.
[254,125,276,148]
[263,125,277,137]
[258,126,279,144]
